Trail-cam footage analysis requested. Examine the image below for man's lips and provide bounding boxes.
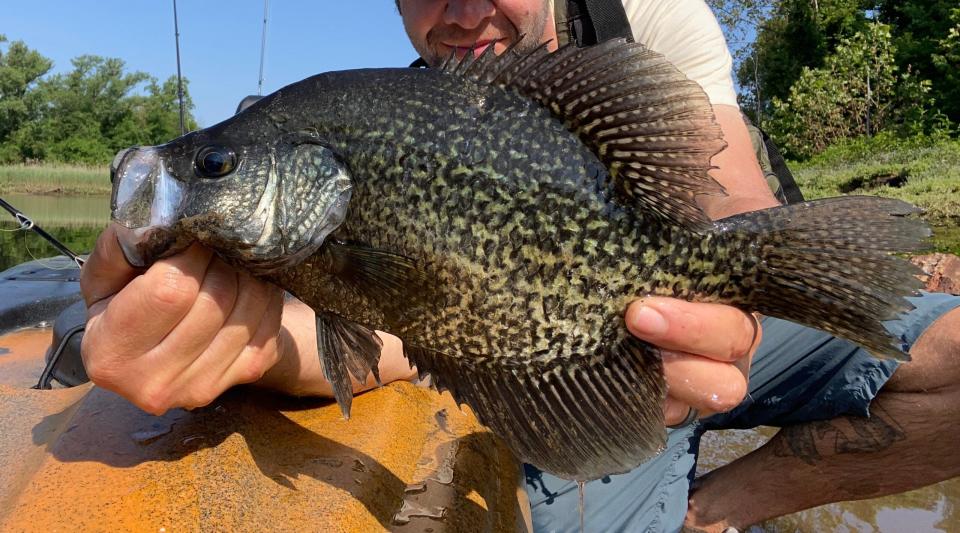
[444,39,500,58]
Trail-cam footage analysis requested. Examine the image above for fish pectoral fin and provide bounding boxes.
[314,313,384,419]
[404,337,668,481]
[327,241,427,304]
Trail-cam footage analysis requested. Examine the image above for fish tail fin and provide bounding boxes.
[726,196,930,360]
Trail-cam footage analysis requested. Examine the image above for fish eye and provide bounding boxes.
[195,145,237,178]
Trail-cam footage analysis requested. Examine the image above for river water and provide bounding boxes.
[1,193,956,531]
[0,193,108,272]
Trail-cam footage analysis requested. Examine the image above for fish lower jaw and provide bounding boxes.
[113,223,185,268]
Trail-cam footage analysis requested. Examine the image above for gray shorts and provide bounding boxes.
[524,292,960,533]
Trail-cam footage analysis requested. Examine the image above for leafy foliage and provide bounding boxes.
[767,23,934,159]
[929,7,960,123]
[0,35,52,162]
[0,38,197,165]
[878,0,960,123]
[731,0,870,124]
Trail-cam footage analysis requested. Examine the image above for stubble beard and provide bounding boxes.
[413,4,552,68]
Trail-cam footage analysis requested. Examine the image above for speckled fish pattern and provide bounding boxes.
[110,39,930,481]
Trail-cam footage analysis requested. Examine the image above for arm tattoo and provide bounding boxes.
[772,404,906,466]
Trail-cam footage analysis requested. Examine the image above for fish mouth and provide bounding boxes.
[110,146,188,267]
[113,224,184,268]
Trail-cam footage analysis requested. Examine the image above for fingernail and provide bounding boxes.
[631,304,669,338]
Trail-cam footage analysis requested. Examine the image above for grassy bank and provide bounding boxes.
[790,135,960,255]
[0,164,111,195]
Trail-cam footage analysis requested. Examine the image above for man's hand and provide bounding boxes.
[626,297,760,426]
[80,224,285,415]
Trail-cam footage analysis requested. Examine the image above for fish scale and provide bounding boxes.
[292,124,734,361]
[110,38,929,481]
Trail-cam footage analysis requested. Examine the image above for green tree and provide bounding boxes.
[136,76,198,143]
[0,35,53,162]
[768,22,932,158]
[878,0,960,122]
[24,55,149,163]
[734,0,871,124]
[9,53,197,165]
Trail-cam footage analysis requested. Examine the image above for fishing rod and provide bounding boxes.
[0,197,85,269]
[172,0,186,136]
[258,0,269,96]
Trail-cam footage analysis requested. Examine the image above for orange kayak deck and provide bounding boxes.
[0,329,525,532]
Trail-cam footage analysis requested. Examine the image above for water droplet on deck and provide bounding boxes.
[131,421,173,445]
[392,500,447,525]
[180,435,205,446]
[404,482,427,495]
[434,409,451,434]
[308,457,343,468]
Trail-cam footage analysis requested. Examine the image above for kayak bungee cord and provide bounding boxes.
[0,196,86,269]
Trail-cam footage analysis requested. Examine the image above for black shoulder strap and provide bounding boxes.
[760,128,806,204]
[563,0,634,46]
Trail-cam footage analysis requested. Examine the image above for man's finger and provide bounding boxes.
[661,350,748,414]
[220,285,285,388]
[151,256,240,377]
[81,224,140,308]
[663,395,698,426]
[178,272,279,389]
[94,243,213,358]
[626,297,758,362]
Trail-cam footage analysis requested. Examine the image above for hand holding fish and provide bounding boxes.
[627,298,759,426]
[80,224,285,415]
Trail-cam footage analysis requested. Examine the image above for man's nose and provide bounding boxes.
[443,0,496,30]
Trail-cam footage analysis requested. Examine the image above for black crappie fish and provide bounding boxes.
[109,39,928,481]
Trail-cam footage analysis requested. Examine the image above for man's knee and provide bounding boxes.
[886,304,960,392]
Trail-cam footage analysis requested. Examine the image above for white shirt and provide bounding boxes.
[623,0,738,106]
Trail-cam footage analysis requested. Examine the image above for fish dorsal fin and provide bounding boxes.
[441,38,727,229]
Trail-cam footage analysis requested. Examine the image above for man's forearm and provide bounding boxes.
[254,298,416,397]
[700,105,780,220]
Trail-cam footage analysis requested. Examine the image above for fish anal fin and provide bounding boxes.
[404,338,667,481]
[315,313,384,419]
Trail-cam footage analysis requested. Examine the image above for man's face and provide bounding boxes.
[398,0,556,67]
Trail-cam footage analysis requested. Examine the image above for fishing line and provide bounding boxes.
[20,230,75,271]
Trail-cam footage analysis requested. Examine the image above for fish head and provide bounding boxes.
[110,123,352,275]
